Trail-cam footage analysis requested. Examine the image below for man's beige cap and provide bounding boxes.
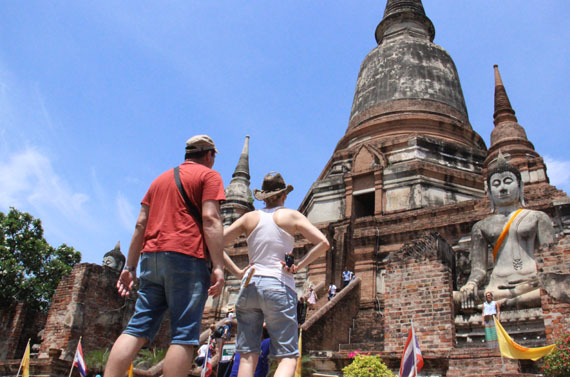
[185,135,219,153]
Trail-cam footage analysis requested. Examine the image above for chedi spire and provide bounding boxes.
[493,64,517,125]
[221,135,254,227]
[232,135,250,181]
[485,65,547,186]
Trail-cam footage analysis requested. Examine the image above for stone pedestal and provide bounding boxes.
[447,348,520,376]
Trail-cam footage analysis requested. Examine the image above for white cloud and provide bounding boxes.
[116,191,136,231]
[0,148,89,218]
[544,156,570,193]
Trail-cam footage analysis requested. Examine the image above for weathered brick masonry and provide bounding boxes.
[384,233,455,353]
[536,234,570,343]
[39,263,171,361]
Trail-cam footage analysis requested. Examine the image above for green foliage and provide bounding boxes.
[542,333,570,377]
[267,355,315,377]
[0,207,81,312]
[342,354,395,377]
[85,349,110,374]
[134,348,167,370]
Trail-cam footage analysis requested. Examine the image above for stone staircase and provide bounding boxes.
[302,278,361,352]
[337,300,384,353]
[304,281,327,317]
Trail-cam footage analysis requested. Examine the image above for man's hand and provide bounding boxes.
[208,266,225,297]
[117,270,136,297]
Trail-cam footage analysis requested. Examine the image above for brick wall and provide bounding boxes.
[447,348,520,376]
[536,234,570,343]
[349,305,384,346]
[384,233,455,353]
[0,302,26,360]
[39,263,172,361]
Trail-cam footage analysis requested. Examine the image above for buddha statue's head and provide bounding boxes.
[102,241,125,271]
[486,152,525,212]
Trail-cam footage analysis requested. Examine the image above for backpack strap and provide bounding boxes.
[173,166,211,266]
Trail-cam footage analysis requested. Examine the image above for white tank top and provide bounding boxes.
[246,207,295,290]
[483,301,497,316]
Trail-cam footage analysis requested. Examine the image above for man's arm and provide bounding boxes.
[202,199,225,297]
[117,204,149,297]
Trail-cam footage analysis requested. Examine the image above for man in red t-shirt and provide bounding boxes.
[104,135,226,377]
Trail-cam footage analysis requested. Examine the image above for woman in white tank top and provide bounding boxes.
[482,291,500,348]
[222,173,330,377]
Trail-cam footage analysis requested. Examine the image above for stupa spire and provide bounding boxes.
[232,135,250,180]
[493,64,518,125]
[375,0,435,44]
[485,65,547,185]
[220,135,254,227]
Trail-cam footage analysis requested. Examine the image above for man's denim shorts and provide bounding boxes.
[123,251,210,345]
[235,275,299,358]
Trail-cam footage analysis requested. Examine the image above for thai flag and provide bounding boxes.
[399,322,423,377]
[200,337,213,377]
[73,340,87,377]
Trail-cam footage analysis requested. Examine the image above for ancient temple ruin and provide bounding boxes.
[1,1,569,376]
[223,0,570,375]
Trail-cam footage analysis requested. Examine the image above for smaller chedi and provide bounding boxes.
[458,153,554,309]
[102,241,126,271]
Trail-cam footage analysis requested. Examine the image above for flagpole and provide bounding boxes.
[16,355,23,377]
[411,320,417,376]
[16,339,31,377]
[201,334,212,377]
[495,316,506,372]
[68,337,82,377]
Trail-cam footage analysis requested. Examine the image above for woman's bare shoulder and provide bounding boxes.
[242,210,261,229]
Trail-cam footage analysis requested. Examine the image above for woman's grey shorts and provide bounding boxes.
[235,275,299,358]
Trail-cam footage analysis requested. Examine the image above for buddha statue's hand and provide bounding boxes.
[459,281,478,309]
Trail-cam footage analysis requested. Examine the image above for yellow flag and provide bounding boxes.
[494,317,555,361]
[294,330,302,377]
[128,363,133,377]
[21,340,31,377]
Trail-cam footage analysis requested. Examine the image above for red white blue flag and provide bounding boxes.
[200,336,213,377]
[73,340,87,377]
[399,322,423,377]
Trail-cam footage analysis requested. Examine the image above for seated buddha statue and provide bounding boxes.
[458,154,554,310]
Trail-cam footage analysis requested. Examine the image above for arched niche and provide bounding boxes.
[345,144,386,218]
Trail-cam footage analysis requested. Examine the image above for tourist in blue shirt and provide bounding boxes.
[229,338,270,377]
[342,266,354,289]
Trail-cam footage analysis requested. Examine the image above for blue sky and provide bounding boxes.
[1,1,568,264]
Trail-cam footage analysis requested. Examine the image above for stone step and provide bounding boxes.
[338,342,383,352]
[350,330,384,344]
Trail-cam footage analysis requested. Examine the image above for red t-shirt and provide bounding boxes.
[141,161,226,259]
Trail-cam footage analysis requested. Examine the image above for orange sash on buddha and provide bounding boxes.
[492,208,524,262]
